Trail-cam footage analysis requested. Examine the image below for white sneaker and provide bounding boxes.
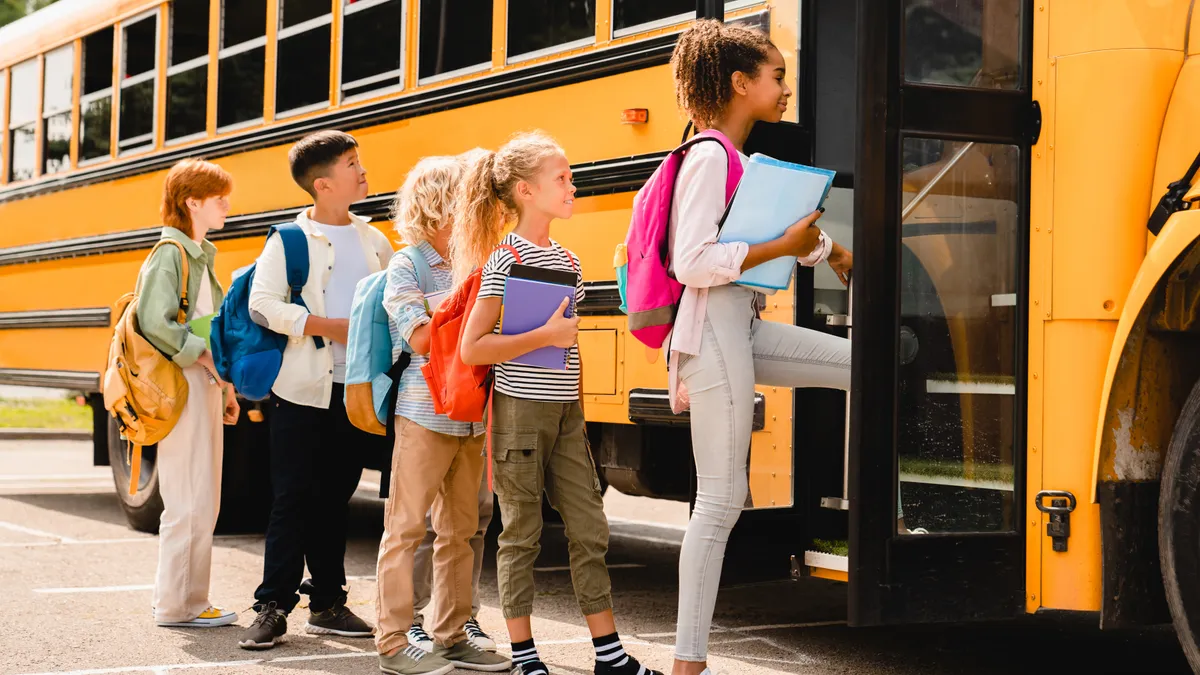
[157,606,238,627]
[464,617,497,651]
[407,622,435,652]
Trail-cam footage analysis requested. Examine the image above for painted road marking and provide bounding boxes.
[34,584,154,594]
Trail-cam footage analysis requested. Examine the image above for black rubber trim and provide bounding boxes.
[578,280,623,316]
[628,388,765,431]
[0,368,101,392]
[0,307,111,329]
[0,152,662,267]
[0,35,676,206]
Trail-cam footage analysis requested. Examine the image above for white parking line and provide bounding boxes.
[608,531,682,547]
[535,563,645,573]
[636,620,846,638]
[0,520,79,542]
[34,584,153,594]
[0,537,154,548]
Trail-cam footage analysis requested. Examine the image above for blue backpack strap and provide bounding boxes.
[270,222,325,349]
[399,245,433,294]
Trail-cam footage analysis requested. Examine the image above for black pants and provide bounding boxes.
[253,384,382,613]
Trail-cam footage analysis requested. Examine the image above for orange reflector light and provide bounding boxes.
[622,108,649,124]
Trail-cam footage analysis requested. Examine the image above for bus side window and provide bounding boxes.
[80,27,114,164]
[417,0,491,83]
[7,58,37,182]
[340,0,405,102]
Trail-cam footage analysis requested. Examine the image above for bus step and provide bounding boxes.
[820,496,849,510]
[802,550,848,583]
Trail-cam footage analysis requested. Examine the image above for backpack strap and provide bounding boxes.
[146,239,191,325]
[399,245,434,294]
[682,130,744,204]
[269,223,324,349]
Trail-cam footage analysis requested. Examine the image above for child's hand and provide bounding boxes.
[542,298,580,349]
[779,210,824,258]
[827,242,853,286]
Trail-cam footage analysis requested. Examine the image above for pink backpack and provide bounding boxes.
[615,129,743,349]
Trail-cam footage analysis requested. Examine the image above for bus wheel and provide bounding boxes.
[1159,376,1200,672]
[107,416,164,534]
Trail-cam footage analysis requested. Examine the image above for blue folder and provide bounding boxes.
[716,154,836,291]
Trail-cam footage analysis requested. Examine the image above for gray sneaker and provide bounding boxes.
[379,645,454,675]
[434,640,512,671]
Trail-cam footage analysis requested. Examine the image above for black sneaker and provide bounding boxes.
[305,601,374,637]
[238,602,288,650]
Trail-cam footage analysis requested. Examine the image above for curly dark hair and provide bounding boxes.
[670,19,774,127]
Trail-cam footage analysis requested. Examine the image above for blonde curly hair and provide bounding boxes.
[390,156,462,247]
[449,131,565,283]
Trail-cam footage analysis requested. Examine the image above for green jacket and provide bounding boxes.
[135,227,224,367]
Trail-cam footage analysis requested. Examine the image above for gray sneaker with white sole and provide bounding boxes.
[433,640,512,671]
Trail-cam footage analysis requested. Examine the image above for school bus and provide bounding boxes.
[4,0,1200,666]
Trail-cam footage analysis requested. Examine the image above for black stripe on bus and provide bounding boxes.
[578,281,623,316]
[0,308,111,329]
[0,34,676,206]
[0,152,663,267]
[0,368,101,392]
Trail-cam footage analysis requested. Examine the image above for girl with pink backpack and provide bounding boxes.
[627,20,854,675]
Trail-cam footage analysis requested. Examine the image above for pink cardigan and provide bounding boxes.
[666,143,832,413]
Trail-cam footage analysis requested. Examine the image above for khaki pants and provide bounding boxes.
[153,364,224,623]
[491,392,612,620]
[375,417,485,653]
[413,469,492,624]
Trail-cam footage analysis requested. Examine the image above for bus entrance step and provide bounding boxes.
[820,497,849,510]
[802,550,848,583]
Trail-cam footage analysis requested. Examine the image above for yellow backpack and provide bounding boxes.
[102,239,191,495]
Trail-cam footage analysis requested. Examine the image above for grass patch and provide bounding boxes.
[812,538,848,557]
[899,457,1014,484]
[0,397,92,430]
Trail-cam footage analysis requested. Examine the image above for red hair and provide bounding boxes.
[160,159,233,237]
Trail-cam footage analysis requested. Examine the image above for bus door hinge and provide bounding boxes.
[1035,490,1077,552]
[1029,100,1043,146]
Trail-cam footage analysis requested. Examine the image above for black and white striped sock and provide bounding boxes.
[511,638,549,675]
[593,632,663,675]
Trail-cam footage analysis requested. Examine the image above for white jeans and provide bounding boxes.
[153,364,224,623]
[674,284,850,662]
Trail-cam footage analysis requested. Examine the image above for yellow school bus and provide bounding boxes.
[4,0,1200,666]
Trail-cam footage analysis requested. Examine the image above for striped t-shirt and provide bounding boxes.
[478,233,585,402]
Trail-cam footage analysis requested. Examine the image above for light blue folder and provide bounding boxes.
[717,154,836,291]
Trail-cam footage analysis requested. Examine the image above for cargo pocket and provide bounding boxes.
[492,427,542,504]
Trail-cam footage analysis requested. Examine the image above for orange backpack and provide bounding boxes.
[421,245,520,487]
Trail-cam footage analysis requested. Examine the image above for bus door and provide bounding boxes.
[848,0,1035,625]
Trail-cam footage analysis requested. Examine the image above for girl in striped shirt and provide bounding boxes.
[457,132,663,675]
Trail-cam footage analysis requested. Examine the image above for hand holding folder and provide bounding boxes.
[717,154,836,291]
[500,265,579,369]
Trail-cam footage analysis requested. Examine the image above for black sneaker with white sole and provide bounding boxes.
[238,603,288,650]
[305,601,374,637]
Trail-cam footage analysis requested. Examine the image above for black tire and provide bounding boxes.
[1160,377,1200,672]
[107,416,164,534]
[107,400,274,535]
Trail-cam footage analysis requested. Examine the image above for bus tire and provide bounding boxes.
[107,416,164,534]
[1159,376,1200,672]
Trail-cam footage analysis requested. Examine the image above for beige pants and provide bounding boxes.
[375,417,485,653]
[153,364,224,623]
[413,469,492,624]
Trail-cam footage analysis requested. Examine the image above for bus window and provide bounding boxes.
[118,13,158,155]
[340,0,405,101]
[417,0,491,83]
[41,44,73,175]
[275,0,332,117]
[903,0,1021,90]
[898,138,1020,534]
[0,70,5,182]
[506,0,596,63]
[7,58,36,182]
[166,0,210,143]
[611,0,691,37]
[218,0,267,129]
[80,27,114,164]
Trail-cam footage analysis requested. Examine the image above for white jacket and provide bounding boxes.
[249,208,393,408]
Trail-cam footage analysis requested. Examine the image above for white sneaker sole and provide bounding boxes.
[379,663,453,675]
[157,615,238,628]
[446,659,512,672]
[305,622,374,637]
[238,635,286,650]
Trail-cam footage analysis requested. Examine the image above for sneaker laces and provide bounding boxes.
[402,645,429,661]
[465,618,490,640]
[249,601,282,629]
[408,623,432,642]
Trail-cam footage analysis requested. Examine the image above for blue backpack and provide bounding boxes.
[344,246,432,436]
[210,223,322,401]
